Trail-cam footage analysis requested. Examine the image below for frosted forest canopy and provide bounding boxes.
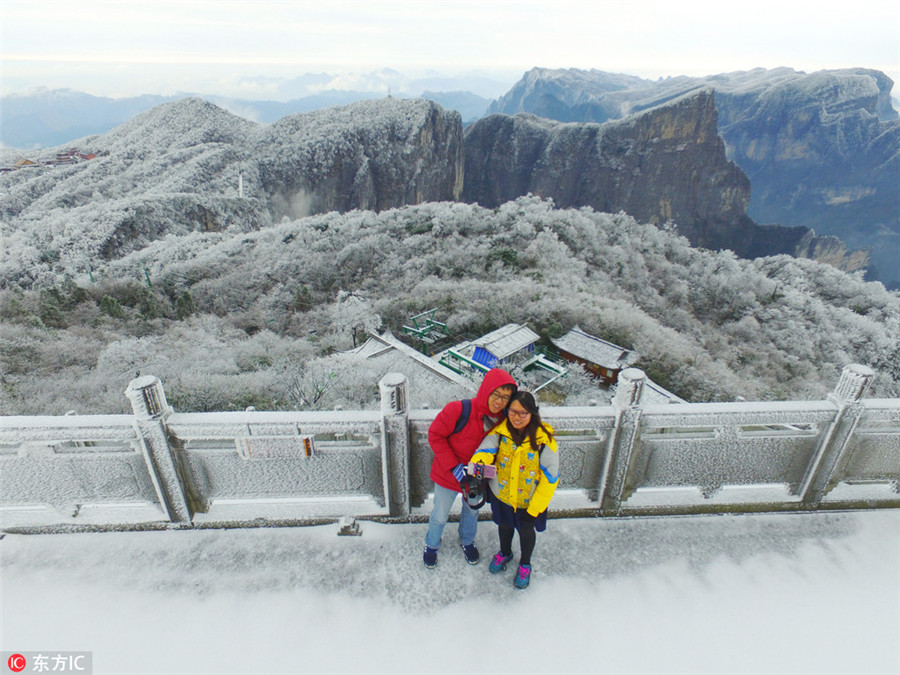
[2,197,898,415]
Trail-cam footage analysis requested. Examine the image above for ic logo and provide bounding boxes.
[7,654,26,672]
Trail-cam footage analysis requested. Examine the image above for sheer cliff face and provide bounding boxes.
[256,98,463,218]
[465,91,758,253]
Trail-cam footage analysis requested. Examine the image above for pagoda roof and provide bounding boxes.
[551,325,639,370]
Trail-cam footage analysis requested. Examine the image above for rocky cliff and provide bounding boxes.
[466,90,812,257]
[0,97,464,285]
[256,97,463,218]
[489,67,897,285]
[712,68,899,284]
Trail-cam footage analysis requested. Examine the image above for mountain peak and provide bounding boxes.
[100,96,258,153]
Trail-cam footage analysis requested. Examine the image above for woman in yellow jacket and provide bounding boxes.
[470,390,559,589]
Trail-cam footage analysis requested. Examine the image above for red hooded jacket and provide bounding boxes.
[428,368,517,492]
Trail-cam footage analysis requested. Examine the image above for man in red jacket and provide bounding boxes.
[423,368,517,568]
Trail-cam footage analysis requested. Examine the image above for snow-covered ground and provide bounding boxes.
[2,509,898,675]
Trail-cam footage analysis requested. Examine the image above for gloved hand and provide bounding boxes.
[519,509,537,524]
[451,463,466,483]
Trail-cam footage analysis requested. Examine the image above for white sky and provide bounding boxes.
[1,0,899,99]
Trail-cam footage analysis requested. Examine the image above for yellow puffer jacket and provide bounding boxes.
[471,420,559,517]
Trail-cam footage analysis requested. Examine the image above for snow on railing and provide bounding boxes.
[1,365,897,532]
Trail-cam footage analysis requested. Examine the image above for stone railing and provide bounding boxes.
[1,365,897,532]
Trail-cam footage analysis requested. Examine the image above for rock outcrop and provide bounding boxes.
[794,230,873,275]
[255,98,463,218]
[467,91,764,254]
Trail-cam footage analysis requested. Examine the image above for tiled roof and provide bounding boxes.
[551,326,639,370]
[349,330,475,388]
[474,323,540,360]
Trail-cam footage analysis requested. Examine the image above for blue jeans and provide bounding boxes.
[424,483,478,549]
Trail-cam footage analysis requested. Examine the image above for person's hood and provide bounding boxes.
[473,368,517,412]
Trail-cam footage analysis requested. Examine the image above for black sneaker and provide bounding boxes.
[423,546,437,569]
[461,542,479,565]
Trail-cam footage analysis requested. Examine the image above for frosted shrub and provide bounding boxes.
[2,195,899,413]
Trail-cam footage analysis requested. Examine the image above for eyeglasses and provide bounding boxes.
[507,407,531,419]
[489,391,511,404]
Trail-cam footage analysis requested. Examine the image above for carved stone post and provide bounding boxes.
[379,373,411,516]
[831,364,875,403]
[599,368,646,515]
[126,375,191,523]
[614,368,646,408]
[798,364,875,506]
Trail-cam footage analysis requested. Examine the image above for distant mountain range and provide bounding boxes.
[0,72,499,149]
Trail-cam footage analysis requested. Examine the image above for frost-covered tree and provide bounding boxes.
[328,290,382,349]
[2,196,898,414]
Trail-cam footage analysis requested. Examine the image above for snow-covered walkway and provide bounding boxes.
[2,509,898,675]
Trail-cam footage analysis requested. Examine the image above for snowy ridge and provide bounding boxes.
[0,96,462,283]
[261,97,442,146]
[98,97,258,154]
[491,66,897,125]
[100,198,900,402]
